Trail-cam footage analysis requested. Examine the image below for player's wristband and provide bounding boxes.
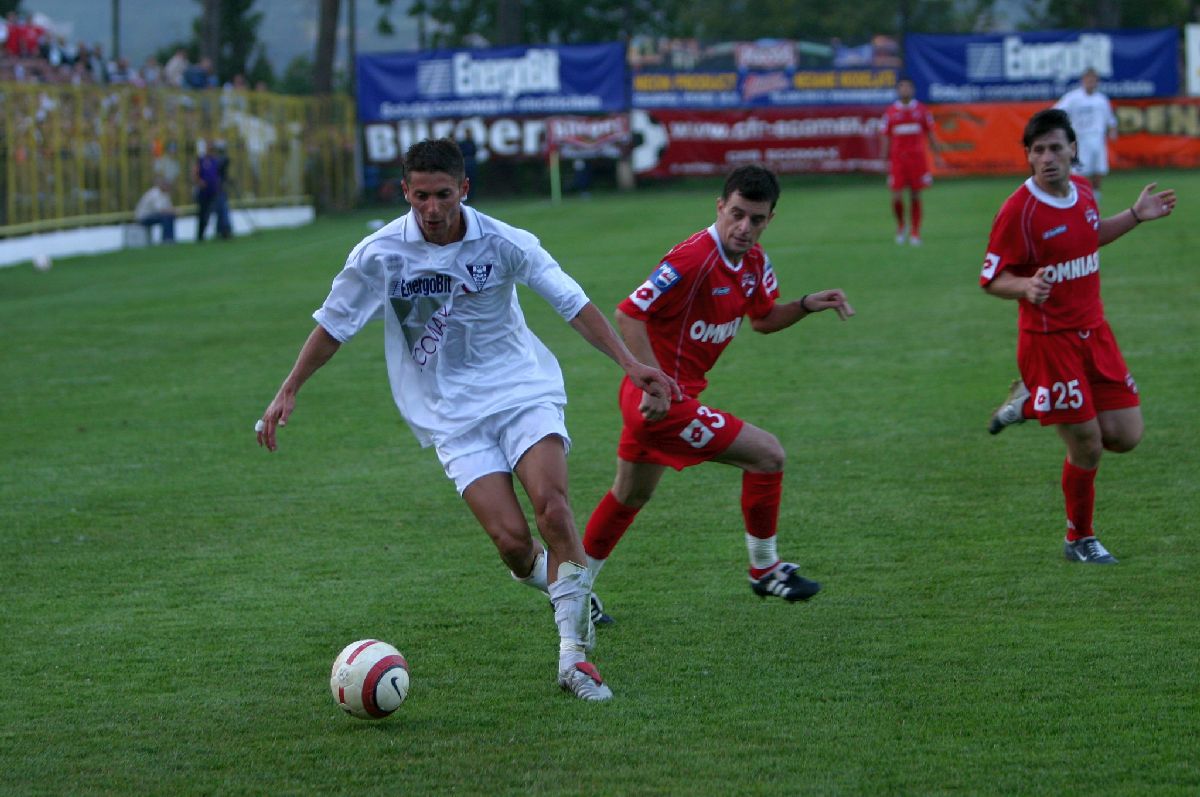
[799,294,811,313]
[1129,206,1142,224]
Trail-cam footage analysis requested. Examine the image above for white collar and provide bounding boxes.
[1025,176,1077,209]
[706,224,743,272]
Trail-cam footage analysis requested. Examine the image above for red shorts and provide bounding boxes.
[1017,321,1139,426]
[888,155,931,191]
[616,378,745,471]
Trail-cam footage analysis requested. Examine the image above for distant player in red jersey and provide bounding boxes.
[981,108,1176,564]
[882,77,941,246]
[581,165,855,612]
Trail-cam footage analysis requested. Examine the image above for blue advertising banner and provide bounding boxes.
[631,68,899,109]
[357,43,627,121]
[905,29,1179,102]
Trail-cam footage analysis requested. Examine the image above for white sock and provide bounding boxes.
[510,548,548,594]
[585,553,606,582]
[745,533,779,571]
[548,561,592,672]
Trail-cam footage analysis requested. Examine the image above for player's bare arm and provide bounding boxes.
[569,303,681,406]
[615,310,672,421]
[1097,182,1176,246]
[256,325,341,451]
[750,289,855,334]
[983,268,1051,304]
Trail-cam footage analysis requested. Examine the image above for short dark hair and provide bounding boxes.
[721,164,781,209]
[1023,108,1076,149]
[403,138,465,181]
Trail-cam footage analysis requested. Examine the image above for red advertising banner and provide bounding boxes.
[633,99,1200,179]
[632,107,887,177]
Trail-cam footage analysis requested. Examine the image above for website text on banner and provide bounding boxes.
[905,28,1179,103]
[356,43,627,122]
[935,99,1200,174]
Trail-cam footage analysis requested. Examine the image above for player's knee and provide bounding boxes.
[1104,429,1142,454]
[533,493,574,536]
[612,481,655,508]
[750,436,786,473]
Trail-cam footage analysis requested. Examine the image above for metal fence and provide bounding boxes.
[0,83,358,236]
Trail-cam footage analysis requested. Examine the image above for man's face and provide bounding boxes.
[402,170,469,245]
[714,190,774,259]
[1082,71,1099,93]
[1026,127,1075,194]
[897,80,915,102]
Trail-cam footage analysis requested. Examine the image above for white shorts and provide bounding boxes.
[1074,138,1109,177]
[435,403,571,495]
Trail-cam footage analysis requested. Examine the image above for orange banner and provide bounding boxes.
[931,98,1200,175]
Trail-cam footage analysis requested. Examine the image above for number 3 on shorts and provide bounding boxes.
[679,405,725,449]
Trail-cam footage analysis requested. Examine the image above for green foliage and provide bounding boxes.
[188,0,265,82]
[1014,0,1193,29]
[278,54,315,94]
[0,0,23,17]
[246,44,275,89]
[2,173,1198,794]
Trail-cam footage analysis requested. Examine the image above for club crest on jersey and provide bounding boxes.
[740,272,758,296]
[1085,207,1099,230]
[651,261,681,291]
[464,262,493,293]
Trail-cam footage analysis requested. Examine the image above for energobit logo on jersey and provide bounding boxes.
[1042,224,1068,240]
[1042,251,1100,284]
[391,275,455,298]
[689,317,742,344]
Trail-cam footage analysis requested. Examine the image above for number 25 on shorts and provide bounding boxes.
[1033,379,1083,412]
[679,405,725,449]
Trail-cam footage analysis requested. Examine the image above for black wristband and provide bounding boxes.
[1129,206,1142,224]
[799,294,811,313]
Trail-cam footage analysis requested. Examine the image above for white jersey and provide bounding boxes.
[313,205,590,447]
[1055,87,1117,142]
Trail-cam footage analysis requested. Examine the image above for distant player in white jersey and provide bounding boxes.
[1055,68,1118,201]
[255,138,679,702]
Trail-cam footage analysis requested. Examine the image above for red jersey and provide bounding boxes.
[883,100,934,161]
[980,175,1103,333]
[617,225,778,397]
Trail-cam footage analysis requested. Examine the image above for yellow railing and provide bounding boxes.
[0,83,358,235]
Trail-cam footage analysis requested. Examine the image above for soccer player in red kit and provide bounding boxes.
[981,108,1176,564]
[581,165,855,610]
[882,77,941,246]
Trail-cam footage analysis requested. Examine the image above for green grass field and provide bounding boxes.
[2,172,1198,795]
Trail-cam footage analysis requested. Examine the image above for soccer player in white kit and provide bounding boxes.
[255,138,679,701]
[1055,68,1118,201]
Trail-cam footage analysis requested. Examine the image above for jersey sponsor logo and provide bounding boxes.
[1042,251,1099,284]
[409,304,454,367]
[391,274,455,298]
[679,419,715,449]
[981,252,1001,280]
[689,317,741,344]
[712,286,731,296]
[891,122,923,135]
[464,262,493,292]
[1042,224,1068,240]
[651,261,681,291]
[740,272,758,296]
[629,280,662,311]
[1033,385,1051,412]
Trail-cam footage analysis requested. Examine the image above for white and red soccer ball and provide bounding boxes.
[329,639,410,719]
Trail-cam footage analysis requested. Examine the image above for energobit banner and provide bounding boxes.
[356,43,627,121]
[936,99,1200,174]
[631,108,886,177]
[906,29,1178,103]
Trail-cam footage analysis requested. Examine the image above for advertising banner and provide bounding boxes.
[546,115,631,159]
[356,43,627,122]
[906,29,1178,103]
[630,107,887,177]
[935,99,1200,174]
[632,68,899,109]
[1186,24,1200,96]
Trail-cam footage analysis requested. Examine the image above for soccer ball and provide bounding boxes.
[330,639,410,719]
[32,253,52,272]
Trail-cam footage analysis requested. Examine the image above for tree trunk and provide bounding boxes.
[201,0,220,64]
[496,0,522,45]
[315,0,341,94]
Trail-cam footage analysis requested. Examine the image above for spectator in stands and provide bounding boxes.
[89,43,108,83]
[183,56,217,90]
[135,179,176,243]
[140,55,162,87]
[193,138,232,241]
[163,48,189,88]
[108,56,134,84]
[4,12,21,58]
[154,140,182,188]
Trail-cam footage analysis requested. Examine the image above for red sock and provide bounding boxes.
[910,195,923,237]
[583,491,641,560]
[892,198,905,230]
[1062,459,1097,541]
[742,472,783,578]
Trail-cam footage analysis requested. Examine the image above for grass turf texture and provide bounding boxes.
[2,172,1198,795]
